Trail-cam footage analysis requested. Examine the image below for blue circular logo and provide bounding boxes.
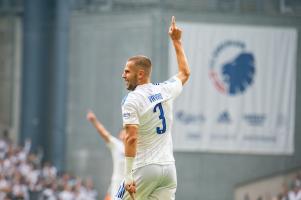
[209,40,255,96]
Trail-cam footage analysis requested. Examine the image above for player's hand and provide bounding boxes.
[168,16,182,41]
[125,181,136,200]
[86,110,96,122]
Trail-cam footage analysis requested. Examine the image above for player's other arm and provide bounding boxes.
[122,99,138,198]
[124,124,137,198]
[169,16,191,85]
[86,110,111,143]
[124,124,138,157]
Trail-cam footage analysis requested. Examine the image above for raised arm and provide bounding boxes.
[169,16,191,85]
[86,110,111,143]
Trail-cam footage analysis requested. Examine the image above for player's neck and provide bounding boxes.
[138,77,150,85]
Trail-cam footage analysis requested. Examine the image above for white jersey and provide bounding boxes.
[107,136,124,182]
[121,76,182,170]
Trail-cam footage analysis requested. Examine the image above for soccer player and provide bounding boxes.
[115,16,190,200]
[87,110,125,200]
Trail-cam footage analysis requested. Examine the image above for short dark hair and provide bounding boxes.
[128,55,152,76]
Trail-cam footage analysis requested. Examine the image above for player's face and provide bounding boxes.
[122,61,138,91]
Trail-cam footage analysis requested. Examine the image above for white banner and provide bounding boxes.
[169,23,297,154]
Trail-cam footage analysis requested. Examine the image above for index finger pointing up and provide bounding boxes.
[171,16,176,28]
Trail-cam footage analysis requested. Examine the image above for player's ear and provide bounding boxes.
[137,69,145,79]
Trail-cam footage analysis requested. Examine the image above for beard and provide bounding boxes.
[127,84,136,91]
[127,74,138,91]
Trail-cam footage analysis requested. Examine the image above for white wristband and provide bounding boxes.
[125,157,134,184]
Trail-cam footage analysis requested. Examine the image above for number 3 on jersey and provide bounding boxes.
[153,102,166,134]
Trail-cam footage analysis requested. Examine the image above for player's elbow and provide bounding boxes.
[179,68,191,85]
[125,134,137,145]
[184,68,191,79]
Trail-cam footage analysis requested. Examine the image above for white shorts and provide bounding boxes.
[114,164,177,200]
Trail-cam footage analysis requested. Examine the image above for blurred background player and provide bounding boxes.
[87,111,125,200]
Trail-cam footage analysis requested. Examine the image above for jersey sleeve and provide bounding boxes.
[161,75,183,99]
[122,96,139,126]
[106,135,118,150]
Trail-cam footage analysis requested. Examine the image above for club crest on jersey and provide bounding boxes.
[123,113,130,119]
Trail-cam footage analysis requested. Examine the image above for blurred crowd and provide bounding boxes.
[0,132,98,200]
[276,172,301,200]
[244,171,301,200]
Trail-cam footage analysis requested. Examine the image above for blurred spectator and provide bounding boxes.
[42,162,57,180]
[58,183,74,200]
[84,177,98,200]
[73,178,86,200]
[288,179,301,200]
[0,173,10,199]
[11,171,29,200]
[40,180,57,200]
[0,138,8,160]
